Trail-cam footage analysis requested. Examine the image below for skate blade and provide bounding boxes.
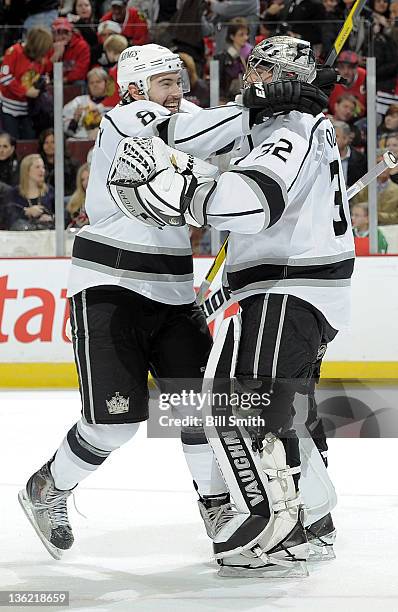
[308,530,336,562]
[218,560,308,578]
[18,489,63,561]
[308,543,336,562]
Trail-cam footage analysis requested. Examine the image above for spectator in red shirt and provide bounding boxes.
[0,26,53,139]
[328,51,367,118]
[45,17,91,84]
[100,0,148,45]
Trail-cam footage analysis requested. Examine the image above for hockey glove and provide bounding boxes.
[313,66,347,96]
[107,136,217,229]
[243,81,329,125]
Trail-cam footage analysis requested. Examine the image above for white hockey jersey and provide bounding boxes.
[67,99,249,304]
[206,111,355,330]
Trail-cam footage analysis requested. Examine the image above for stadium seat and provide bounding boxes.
[47,84,86,105]
[15,140,39,160]
[66,139,95,165]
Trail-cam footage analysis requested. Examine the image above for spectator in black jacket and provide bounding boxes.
[0,181,12,230]
[0,0,24,51]
[373,30,398,92]
[286,0,324,46]
[334,120,367,188]
[319,0,344,60]
[361,2,398,92]
[38,128,78,197]
[68,0,98,48]
[0,132,19,187]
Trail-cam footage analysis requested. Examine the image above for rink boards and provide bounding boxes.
[0,256,397,386]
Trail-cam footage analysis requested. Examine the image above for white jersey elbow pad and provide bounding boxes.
[206,165,287,234]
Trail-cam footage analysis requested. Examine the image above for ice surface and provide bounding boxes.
[1,390,398,612]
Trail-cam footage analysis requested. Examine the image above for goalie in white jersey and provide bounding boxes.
[115,37,354,575]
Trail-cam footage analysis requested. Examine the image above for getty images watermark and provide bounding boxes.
[158,389,270,428]
[146,378,398,439]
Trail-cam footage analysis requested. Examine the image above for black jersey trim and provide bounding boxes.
[155,117,172,144]
[72,235,193,276]
[229,168,286,227]
[214,140,236,156]
[209,208,264,218]
[287,116,327,193]
[228,258,355,292]
[104,114,129,138]
[174,113,241,145]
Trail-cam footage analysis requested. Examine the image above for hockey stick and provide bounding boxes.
[345,150,397,199]
[195,236,228,304]
[196,0,369,305]
[202,150,398,324]
[324,0,368,67]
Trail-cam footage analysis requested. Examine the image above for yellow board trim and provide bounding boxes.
[321,361,398,380]
[0,362,398,388]
[0,363,79,388]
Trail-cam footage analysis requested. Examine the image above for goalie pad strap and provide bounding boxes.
[273,495,302,513]
[264,466,301,479]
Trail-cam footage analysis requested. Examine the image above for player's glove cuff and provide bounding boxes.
[313,66,347,96]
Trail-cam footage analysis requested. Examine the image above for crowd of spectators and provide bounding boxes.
[0,0,398,253]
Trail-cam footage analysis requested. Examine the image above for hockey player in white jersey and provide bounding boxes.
[114,36,354,576]
[18,42,333,560]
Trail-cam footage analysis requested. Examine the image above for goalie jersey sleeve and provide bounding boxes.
[206,112,355,331]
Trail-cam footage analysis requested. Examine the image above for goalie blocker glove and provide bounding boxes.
[107,136,218,229]
[243,81,330,126]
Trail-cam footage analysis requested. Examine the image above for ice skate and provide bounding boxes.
[217,513,309,578]
[18,462,74,560]
[306,513,336,561]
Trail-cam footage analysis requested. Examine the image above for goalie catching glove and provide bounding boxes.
[107,136,217,229]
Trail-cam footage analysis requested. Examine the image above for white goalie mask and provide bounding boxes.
[117,43,190,99]
[243,36,317,86]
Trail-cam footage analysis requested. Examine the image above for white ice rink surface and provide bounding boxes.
[1,390,398,612]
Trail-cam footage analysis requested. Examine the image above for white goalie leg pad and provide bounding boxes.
[202,316,272,557]
[255,434,304,558]
[202,315,305,564]
[298,434,337,527]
